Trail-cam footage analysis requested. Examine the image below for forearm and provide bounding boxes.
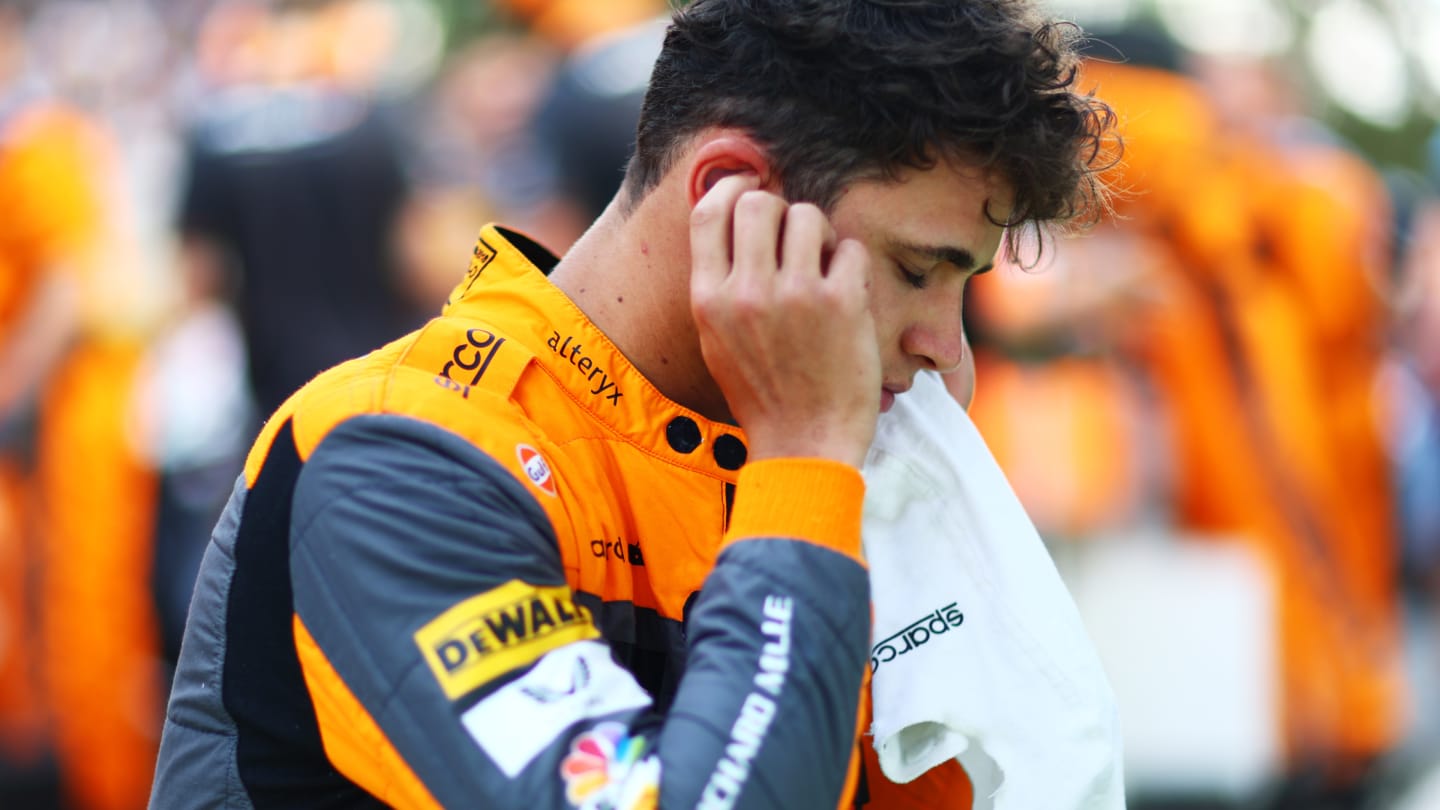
[289,417,871,808]
[0,271,80,422]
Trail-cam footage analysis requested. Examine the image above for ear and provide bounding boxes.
[685,131,776,208]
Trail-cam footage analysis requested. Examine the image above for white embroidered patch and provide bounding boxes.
[461,641,653,777]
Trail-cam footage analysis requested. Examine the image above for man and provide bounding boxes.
[176,0,421,418]
[150,0,1115,807]
[2,2,167,807]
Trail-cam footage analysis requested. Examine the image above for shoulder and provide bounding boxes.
[242,316,567,507]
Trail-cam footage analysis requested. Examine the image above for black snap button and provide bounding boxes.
[712,434,747,470]
[666,416,702,453]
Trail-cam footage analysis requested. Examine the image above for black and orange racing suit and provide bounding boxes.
[150,225,878,809]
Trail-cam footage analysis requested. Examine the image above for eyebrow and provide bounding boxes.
[897,241,995,275]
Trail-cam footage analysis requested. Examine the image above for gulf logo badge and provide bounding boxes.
[517,444,558,497]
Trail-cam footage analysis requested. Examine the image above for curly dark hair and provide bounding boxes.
[625,0,1118,255]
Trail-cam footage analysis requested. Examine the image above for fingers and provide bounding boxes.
[731,190,789,287]
[693,180,865,310]
[687,183,880,465]
[824,238,870,290]
[778,203,836,279]
[690,174,760,294]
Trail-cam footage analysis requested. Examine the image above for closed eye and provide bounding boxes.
[898,262,928,289]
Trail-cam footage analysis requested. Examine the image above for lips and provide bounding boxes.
[879,382,910,413]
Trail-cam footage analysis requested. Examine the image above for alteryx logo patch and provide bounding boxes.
[414,580,598,700]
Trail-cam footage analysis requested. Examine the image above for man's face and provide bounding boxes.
[825,159,1009,412]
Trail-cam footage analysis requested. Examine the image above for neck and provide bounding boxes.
[549,186,733,423]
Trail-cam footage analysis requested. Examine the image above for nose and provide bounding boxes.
[902,298,967,374]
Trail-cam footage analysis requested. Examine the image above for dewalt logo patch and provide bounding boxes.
[414,581,599,700]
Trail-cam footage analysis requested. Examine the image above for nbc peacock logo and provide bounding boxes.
[559,723,657,810]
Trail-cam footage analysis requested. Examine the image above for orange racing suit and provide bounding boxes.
[151,225,893,808]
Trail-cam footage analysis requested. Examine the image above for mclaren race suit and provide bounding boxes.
[150,226,876,809]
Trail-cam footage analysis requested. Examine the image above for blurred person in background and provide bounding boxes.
[976,29,1404,809]
[397,0,672,277]
[396,32,568,308]
[528,16,667,234]
[1392,139,1440,599]
[175,0,424,419]
[962,227,1160,543]
[1381,139,1440,790]
[0,1,167,808]
[398,0,676,305]
[0,1,84,802]
[490,0,664,55]
[1183,54,1401,810]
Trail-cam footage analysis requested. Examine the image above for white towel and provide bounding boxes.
[862,371,1126,809]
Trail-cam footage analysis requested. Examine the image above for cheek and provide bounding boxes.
[864,276,909,345]
[943,338,977,409]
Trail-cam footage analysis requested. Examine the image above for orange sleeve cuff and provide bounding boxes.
[722,458,866,566]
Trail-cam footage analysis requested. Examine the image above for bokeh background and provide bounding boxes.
[1,0,1438,808]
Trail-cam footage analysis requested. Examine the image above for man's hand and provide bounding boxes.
[689,175,881,469]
